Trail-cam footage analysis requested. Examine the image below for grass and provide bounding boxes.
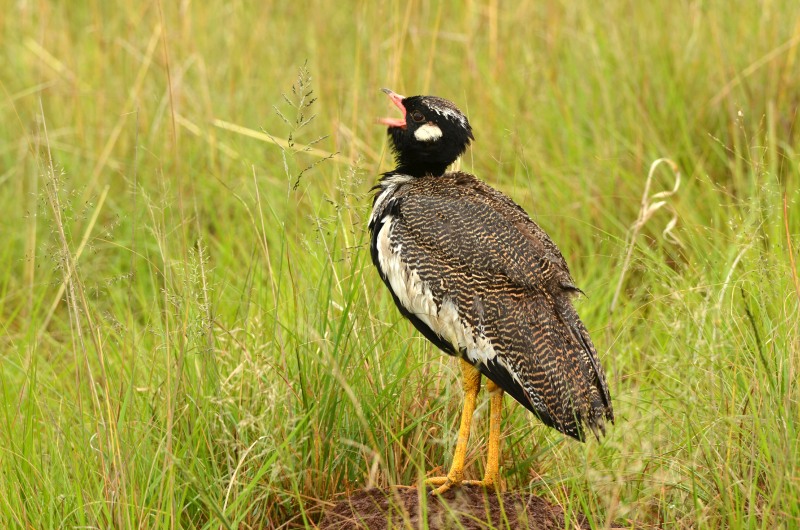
[1,0,799,528]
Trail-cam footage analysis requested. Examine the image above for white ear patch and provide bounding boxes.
[414,123,443,142]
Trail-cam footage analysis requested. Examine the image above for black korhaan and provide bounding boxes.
[369,89,613,494]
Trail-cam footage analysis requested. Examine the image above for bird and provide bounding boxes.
[369,88,613,495]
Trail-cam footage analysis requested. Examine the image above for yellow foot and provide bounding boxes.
[424,475,498,495]
[424,475,453,495]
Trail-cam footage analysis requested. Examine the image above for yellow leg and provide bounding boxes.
[426,359,481,495]
[481,380,503,490]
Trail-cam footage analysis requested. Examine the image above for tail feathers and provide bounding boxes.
[479,291,613,442]
[572,315,614,422]
[552,300,614,441]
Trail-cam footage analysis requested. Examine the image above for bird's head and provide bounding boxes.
[379,88,474,177]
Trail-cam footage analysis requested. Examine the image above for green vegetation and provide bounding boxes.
[1,1,798,528]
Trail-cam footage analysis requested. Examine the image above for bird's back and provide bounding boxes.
[370,171,613,441]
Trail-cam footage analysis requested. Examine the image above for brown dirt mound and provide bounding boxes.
[319,485,595,530]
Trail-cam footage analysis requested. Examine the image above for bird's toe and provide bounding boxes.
[425,475,458,495]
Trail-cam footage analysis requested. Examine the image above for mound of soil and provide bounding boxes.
[319,485,596,530]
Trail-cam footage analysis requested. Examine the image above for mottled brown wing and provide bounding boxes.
[389,173,613,440]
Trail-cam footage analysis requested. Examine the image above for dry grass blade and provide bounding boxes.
[610,158,681,313]
[213,118,349,164]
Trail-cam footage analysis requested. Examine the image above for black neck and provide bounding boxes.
[392,162,449,178]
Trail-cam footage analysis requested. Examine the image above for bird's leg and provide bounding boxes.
[426,358,481,495]
[479,380,503,490]
[454,379,503,491]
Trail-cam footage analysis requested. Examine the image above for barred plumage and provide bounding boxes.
[371,89,613,492]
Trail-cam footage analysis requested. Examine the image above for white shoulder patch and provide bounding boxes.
[381,173,415,186]
[414,123,443,142]
[369,175,414,227]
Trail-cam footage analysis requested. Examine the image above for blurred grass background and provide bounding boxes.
[1,0,799,528]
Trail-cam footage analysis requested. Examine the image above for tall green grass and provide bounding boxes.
[1,1,798,528]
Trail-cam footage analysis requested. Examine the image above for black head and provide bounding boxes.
[379,88,474,177]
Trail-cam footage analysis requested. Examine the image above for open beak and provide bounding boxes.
[378,88,407,128]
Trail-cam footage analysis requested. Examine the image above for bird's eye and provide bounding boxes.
[410,110,425,123]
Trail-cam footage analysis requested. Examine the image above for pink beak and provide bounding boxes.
[378,88,407,128]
